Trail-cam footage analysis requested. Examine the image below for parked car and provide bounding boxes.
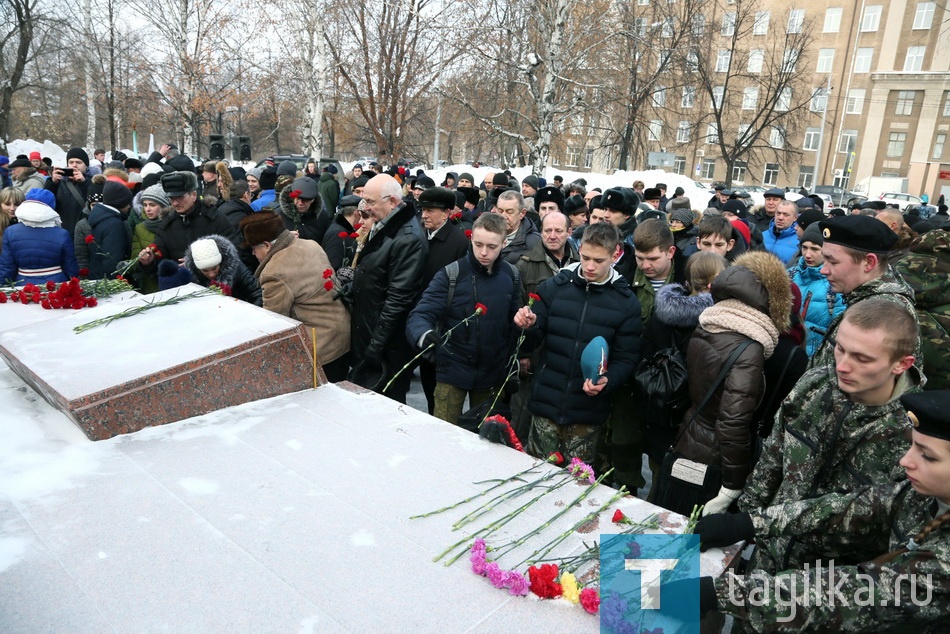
[813,185,862,208]
[879,192,923,210]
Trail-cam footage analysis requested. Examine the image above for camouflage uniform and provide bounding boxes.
[718,482,950,632]
[809,266,924,382]
[895,230,950,391]
[739,364,922,571]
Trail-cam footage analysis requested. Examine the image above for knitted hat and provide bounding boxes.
[141,184,170,208]
[458,172,475,185]
[29,151,41,160]
[800,223,823,246]
[25,187,56,209]
[522,174,540,190]
[797,209,825,230]
[258,167,278,190]
[66,147,90,166]
[190,238,222,270]
[158,259,194,291]
[139,161,165,180]
[670,208,695,228]
[240,211,286,247]
[721,199,748,219]
[246,167,263,181]
[276,160,298,177]
[103,181,133,209]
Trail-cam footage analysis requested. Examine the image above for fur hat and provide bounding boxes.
[66,147,90,166]
[721,199,748,219]
[161,171,198,196]
[203,160,220,174]
[418,186,456,210]
[240,211,286,247]
[103,181,133,209]
[350,176,369,190]
[601,187,637,216]
[158,259,194,291]
[141,184,170,208]
[9,157,32,169]
[564,195,586,216]
[730,251,793,332]
[642,187,662,201]
[668,196,692,211]
[413,176,436,190]
[189,238,222,270]
[457,186,481,206]
[258,168,278,190]
[216,162,233,201]
[534,185,564,210]
[124,158,143,171]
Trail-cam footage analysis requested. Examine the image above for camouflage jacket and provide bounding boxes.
[718,482,950,632]
[895,230,950,390]
[809,266,923,382]
[739,364,921,570]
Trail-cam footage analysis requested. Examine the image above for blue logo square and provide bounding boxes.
[599,534,701,633]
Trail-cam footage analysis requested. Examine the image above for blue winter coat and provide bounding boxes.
[526,264,642,426]
[406,250,522,390]
[762,221,800,265]
[87,203,131,280]
[789,257,845,357]
[250,189,276,212]
[0,223,79,285]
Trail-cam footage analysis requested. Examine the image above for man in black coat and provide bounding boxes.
[496,190,541,264]
[347,174,428,403]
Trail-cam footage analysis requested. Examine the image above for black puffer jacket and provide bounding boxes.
[527,264,642,426]
[183,234,262,306]
[152,204,240,262]
[277,185,331,244]
[321,213,358,271]
[348,203,428,369]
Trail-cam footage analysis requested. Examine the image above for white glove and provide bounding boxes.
[702,487,742,516]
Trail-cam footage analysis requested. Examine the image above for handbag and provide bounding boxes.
[652,340,753,516]
[632,346,690,429]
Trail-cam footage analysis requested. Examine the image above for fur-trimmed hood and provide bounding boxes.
[183,234,242,285]
[718,251,793,332]
[277,181,324,227]
[216,162,233,202]
[653,283,714,328]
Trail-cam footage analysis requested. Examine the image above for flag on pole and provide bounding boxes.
[147,133,155,156]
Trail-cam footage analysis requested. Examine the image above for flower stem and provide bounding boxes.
[408,464,543,520]
[451,470,561,530]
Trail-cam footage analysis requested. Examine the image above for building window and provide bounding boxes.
[649,120,663,142]
[854,48,873,73]
[712,86,724,109]
[837,129,857,153]
[634,17,647,37]
[777,87,792,111]
[904,46,926,72]
[944,91,950,116]
[754,11,770,35]
[787,9,804,33]
[803,127,821,151]
[716,49,731,72]
[861,5,882,31]
[566,147,579,166]
[798,166,814,189]
[584,149,594,169]
[913,2,935,29]
[681,86,696,108]
[677,121,691,143]
[722,13,736,36]
[811,88,827,112]
[661,17,674,38]
[657,49,671,70]
[782,49,799,73]
[742,87,759,110]
[887,132,907,158]
[652,86,667,107]
[748,49,764,73]
[706,123,720,144]
[763,163,779,185]
[692,15,706,37]
[824,7,842,32]
[700,159,715,179]
[770,126,786,149]
[673,156,686,175]
[637,0,649,5]
[686,50,699,72]
[732,161,747,182]
[934,133,946,160]
[895,91,916,115]
[817,49,834,73]
[738,123,751,140]
[846,89,866,114]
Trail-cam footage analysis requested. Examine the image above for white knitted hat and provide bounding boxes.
[191,239,222,270]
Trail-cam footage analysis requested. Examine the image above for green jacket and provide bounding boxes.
[896,230,950,390]
[739,363,922,571]
[515,239,578,303]
[629,266,674,323]
[720,482,950,632]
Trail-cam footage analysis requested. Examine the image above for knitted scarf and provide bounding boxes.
[699,298,779,358]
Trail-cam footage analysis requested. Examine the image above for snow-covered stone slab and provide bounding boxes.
[0,284,318,440]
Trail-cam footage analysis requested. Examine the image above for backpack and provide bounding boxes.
[632,346,690,429]
[443,259,520,314]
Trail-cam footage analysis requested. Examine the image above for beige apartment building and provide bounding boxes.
[555,1,950,201]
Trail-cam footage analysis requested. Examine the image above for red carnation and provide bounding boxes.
[474,302,487,315]
[353,223,363,231]
[45,281,56,291]
[349,232,359,239]
[0,293,7,304]
[41,299,52,309]
[50,297,63,309]
[78,268,89,277]
[528,292,541,304]
[71,299,85,309]
[323,280,334,291]
[116,275,126,283]
[23,283,36,293]
[548,451,564,465]
[464,229,472,239]
[338,231,349,238]
[31,291,41,303]
[84,234,95,244]
[149,245,164,258]
[580,588,600,614]
[612,509,626,523]
[289,189,302,200]
[85,297,98,307]
[527,564,562,599]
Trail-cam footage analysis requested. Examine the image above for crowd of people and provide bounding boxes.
[1,144,949,630]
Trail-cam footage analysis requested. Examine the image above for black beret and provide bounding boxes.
[535,185,565,210]
[901,391,950,441]
[797,209,825,229]
[350,176,369,190]
[818,215,898,253]
[721,199,748,219]
[418,186,457,210]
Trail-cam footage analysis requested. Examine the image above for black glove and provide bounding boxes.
[420,331,439,364]
[699,576,717,616]
[658,575,718,618]
[695,512,755,552]
[348,357,385,392]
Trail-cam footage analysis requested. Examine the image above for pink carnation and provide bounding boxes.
[485,562,507,588]
[506,570,530,596]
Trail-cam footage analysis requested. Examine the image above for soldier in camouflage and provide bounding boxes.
[688,390,950,633]
[895,229,950,391]
[739,298,922,572]
[809,215,924,383]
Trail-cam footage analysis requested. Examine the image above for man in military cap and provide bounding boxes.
[810,214,922,377]
[750,186,786,233]
[140,171,239,265]
[534,185,565,218]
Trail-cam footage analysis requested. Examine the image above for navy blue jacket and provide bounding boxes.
[527,264,643,426]
[87,203,131,279]
[407,250,522,390]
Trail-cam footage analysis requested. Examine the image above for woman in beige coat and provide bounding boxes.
[240,211,351,382]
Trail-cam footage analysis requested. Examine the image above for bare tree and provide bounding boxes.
[0,0,45,148]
